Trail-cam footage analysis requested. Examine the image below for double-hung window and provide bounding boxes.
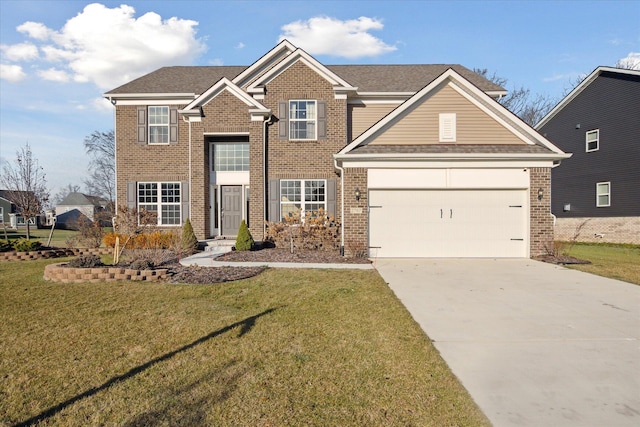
[280,179,326,220]
[596,182,610,207]
[138,182,181,225]
[148,106,169,144]
[289,100,316,140]
[586,129,599,152]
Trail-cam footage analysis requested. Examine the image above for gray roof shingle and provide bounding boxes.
[348,144,555,155]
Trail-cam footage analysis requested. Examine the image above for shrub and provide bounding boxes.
[181,218,198,254]
[67,216,104,248]
[0,239,12,252]
[235,220,254,251]
[12,238,42,252]
[68,254,103,268]
[130,259,154,270]
[264,208,339,253]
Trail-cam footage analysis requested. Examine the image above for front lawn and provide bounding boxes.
[565,243,640,285]
[2,228,79,248]
[0,260,488,426]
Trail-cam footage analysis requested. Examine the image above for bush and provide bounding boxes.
[235,220,254,251]
[0,239,12,252]
[181,218,198,254]
[68,254,103,268]
[12,238,42,252]
[130,259,154,270]
[66,217,104,248]
[264,208,339,253]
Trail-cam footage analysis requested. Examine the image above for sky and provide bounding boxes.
[1,0,638,198]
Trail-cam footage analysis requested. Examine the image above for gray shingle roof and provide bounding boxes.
[105,64,504,95]
[58,192,108,207]
[348,144,555,155]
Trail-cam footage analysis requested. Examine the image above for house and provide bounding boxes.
[535,67,640,244]
[55,192,111,229]
[0,193,12,226]
[104,40,569,258]
[0,189,41,229]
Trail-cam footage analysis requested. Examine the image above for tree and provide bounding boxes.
[83,130,115,211]
[474,68,557,126]
[615,56,640,71]
[54,183,83,205]
[0,143,49,239]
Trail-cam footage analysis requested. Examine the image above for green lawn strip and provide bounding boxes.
[565,243,640,285]
[2,228,79,248]
[0,260,488,426]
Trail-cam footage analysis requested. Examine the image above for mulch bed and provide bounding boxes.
[534,255,591,265]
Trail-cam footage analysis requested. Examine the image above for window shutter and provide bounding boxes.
[127,182,137,209]
[327,179,336,218]
[317,101,327,140]
[278,102,288,140]
[268,179,280,222]
[137,107,147,144]
[181,181,189,222]
[169,108,179,144]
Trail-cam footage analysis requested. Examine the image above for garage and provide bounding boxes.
[369,189,527,258]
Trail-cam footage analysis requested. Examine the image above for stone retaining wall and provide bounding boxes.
[44,263,168,283]
[0,247,111,262]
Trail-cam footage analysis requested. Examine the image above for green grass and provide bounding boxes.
[0,260,488,426]
[2,227,79,248]
[564,243,640,285]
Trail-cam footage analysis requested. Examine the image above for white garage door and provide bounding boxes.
[369,190,527,258]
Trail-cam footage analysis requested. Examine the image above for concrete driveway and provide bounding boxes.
[375,258,640,427]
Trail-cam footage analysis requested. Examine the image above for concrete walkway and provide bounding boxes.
[375,258,640,427]
[180,251,374,270]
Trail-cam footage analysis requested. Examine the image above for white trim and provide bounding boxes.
[596,181,611,207]
[232,40,297,88]
[280,179,328,220]
[535,66,640,129]
[288,100,317,141]
[180,77,269,116]
[439,113,456,142]
[137,181,182,226]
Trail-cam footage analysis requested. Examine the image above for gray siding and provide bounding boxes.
[539,71,640,217]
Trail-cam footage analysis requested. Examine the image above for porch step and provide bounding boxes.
[201,239,235,254]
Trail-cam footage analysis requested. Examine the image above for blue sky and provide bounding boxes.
[1,0,638,196]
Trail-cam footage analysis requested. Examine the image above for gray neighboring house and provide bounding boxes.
[0,194,12,226]
[56,192,110,229]
[0,189,40,228]
[535,66,640,244]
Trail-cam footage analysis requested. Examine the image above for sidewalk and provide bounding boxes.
[180,251,374,270]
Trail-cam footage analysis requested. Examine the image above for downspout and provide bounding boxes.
[263,115,274,240]
[182,116,192,224]
[334,158,345,256]
[110,96,118,229]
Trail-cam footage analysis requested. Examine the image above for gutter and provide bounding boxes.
[333,159,345,256]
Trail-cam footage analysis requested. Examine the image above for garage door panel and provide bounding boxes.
[369,190,527,258]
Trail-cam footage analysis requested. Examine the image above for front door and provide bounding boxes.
[221,185,242,236]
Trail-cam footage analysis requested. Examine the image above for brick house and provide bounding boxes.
[535,67,640,244]
[105,40,569,258]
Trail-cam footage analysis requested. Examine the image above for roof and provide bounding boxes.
[535,66,640,129]
[349,144,555,155]
[58,192,108,207]
[105,64,504,96]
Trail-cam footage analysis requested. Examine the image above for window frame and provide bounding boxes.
[137,181,182,225]
[289,100,317,141]
[280,179,327,220]
[213,142,250,172]
[596,181,610,207]
[585,129,599,152]
[148,106,170,145]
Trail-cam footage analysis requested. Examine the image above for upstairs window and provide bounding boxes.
[586,129,599,152]
[289,100,317,140]
[148,106,169,144]
[596,182,610,207]
[439,113,456,142]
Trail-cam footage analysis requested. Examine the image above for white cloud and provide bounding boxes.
[1,42,39,61]
[17,21,53,40]
[10,3,206,89]
[236,42,245,49]
[616,52,640,70]
[38,67,71,82]
[91,97,114,112]
[209,58,224,66]
[0,64,27,82]
[279,16,396,59]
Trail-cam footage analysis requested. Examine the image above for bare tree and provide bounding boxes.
[0,143,49,239]
[83,130,115,212]
[474,68,557,126]
[54,183,83,205]
[615,57,640,71]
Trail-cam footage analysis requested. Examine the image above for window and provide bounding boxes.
[586,129,599,152]
[148,106,169,144]
[280,179,326,220]
[289,100,316,140]
[439,113,456,142]
[214,143,249,171]
[596,182,610,207]
[138,182,181,225]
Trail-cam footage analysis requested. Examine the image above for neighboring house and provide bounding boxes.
[536,67,640,244]
[105,40,568,258]
[0,189,41,229]
[55,192,110,229]
[0,194,12,226]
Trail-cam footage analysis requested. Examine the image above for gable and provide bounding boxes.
[201,90,254,133]
[368,83,526,146]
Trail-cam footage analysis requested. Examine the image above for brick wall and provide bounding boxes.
[343,168,368,257]
[555,216,640,244]
[529,167,553,256]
